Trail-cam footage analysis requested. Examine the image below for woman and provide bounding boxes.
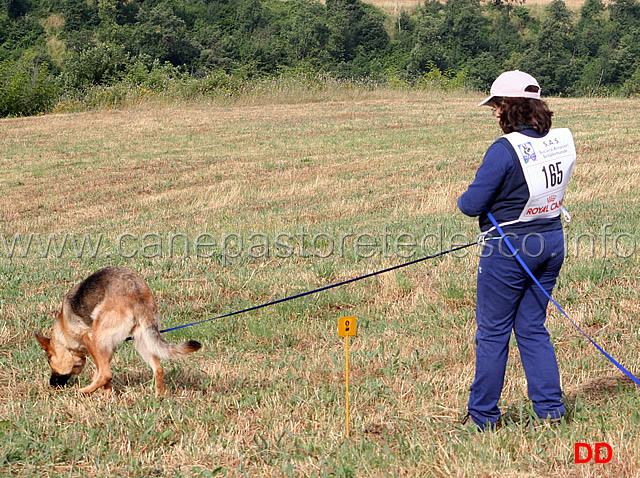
[458,70,576,430]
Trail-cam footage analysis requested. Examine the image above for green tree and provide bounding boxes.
[465,51,501,90]
[283,0,330,65]
[408,4,447,74]
[486,1,523,59]
[58,0,99,33]
[61,42,130,89]
[520,0,576,94]
[97,0,119,43]
[325,0,389,66]
[7,0,30,19]
[0,11,45,61]
[575,0,608,57]
[130,3,197,66]
[440,0,489,66]
[609,0,640,33]
[0,52,58,117]
[621,62,640,95]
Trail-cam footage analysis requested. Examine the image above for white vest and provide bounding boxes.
[502,128,576,223]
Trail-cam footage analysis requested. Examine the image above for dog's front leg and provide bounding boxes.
[78,332,113,395]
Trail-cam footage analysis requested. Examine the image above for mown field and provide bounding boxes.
[1,87,639,477]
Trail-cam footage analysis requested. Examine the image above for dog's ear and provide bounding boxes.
[34,332,50,351]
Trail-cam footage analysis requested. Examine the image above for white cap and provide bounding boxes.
[478,70,541,107]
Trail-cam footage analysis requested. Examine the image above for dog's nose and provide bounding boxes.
[50,373,71,387]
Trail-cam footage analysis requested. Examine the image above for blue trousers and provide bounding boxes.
[468,229,566,428]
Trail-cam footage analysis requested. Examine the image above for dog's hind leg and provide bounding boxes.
[132,324,166,397]
[134,345,165,397]
[149,355,164,397]
[78,332,114,395]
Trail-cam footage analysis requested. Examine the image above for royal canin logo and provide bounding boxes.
[527,198,563,216]
[547,195,557,203]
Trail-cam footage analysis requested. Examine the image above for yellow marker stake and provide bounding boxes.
[338,316,356,438]
[346,334,350,438]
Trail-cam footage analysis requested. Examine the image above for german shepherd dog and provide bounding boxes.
[35,267,201,396]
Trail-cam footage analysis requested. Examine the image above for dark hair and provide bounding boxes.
[492,97,554,134]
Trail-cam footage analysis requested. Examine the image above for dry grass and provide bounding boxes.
[1,89,639,476]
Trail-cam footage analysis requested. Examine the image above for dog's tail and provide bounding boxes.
[133,322,201,361]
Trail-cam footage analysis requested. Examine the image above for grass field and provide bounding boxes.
[1,87,640,476]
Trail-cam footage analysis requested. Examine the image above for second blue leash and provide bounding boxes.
[486,211,640,387]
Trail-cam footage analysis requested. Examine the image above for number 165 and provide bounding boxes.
[542,162,563,188]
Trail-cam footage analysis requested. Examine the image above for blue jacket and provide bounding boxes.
[458,129,563,236]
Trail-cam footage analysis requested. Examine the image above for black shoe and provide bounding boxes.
[525,416,563,429]
[461,412,501,431]
[461,412,480,431]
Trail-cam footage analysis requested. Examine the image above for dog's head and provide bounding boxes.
[35,332,87,387]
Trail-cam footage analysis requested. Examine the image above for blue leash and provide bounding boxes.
[158,241,477,335]
[486,212,640,387]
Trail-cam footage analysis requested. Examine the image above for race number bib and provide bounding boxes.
[503,129,576,222]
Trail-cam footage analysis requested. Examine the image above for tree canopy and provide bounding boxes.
[2,0,640,116]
